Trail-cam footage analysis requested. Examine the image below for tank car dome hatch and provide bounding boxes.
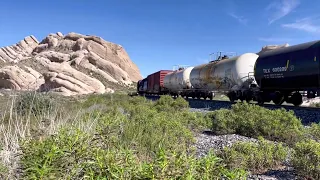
[257,40,320,58]
[257,43,290,55]
[190,53,259,92]
[163,66,194,93]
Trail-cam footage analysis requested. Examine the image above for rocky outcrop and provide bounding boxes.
[0,36,39,63]
[0,32,142,96]
[0,65,44,90]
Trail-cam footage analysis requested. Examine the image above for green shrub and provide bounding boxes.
[306,123,320,141]
[219,137,289,174]
[292,139,320,179]
[79,94,155,116]
[19,95,246,179]
[20,123,246,179]
[15,91,56,116]
[206,102,304,145]
[154,95,189,112]
[80,93,136,108]
[96,104,199,157]
[140,149,248,180]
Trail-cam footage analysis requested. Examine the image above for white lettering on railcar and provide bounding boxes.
[263,69,270,73]
[263,73,284,79]
[272,66,287,72]
[263,66,288,74]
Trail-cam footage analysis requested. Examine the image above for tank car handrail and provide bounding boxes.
[239,72,255,80]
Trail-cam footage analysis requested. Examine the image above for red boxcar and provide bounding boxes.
[146,70,173,94]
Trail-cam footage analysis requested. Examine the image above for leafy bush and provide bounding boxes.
[306,123,320,141]
[292,139,320,179]
[206,102,304,145]
[219,137,289,174]
[15,91,56,116]
[20,116,246,179]
[20,95,231,179]
[154,95,189,112]
[96,107,195,157]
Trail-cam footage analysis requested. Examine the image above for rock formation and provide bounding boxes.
[0,32,142,96]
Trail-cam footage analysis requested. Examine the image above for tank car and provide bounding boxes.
[253,40,320,106]
[163,67,194,97]
[189,53,259,102]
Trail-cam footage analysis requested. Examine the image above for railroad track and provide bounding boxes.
[137,94,320,125]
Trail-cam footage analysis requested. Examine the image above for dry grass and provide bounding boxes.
[0,91,132,179]
[0,91,80,179]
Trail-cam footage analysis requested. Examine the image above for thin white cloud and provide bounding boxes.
[228,13,248,25]
[266,0,300,24]
[282,16,320,33]
[258,37,292,42]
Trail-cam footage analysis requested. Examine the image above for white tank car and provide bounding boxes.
[163,67,194,93]
[189,53,259,92]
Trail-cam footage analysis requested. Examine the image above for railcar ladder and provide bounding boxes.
[239,72,255,81]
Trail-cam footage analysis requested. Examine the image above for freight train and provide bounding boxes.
[136,40,320,106]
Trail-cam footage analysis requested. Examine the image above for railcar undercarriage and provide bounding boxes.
[226,88,320,106]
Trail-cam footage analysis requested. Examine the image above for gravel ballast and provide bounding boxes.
[193,132,297,180]
[194,133,258,158]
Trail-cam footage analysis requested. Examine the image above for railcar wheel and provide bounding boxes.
[244,90,252,103]
[272,91,285,105]
[255,92,264,105]
[291,92,303,106]
[257,96,264,105]
[239,95,245,102]
[227,92,236,103]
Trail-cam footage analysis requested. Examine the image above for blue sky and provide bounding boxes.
[0,0,320,78]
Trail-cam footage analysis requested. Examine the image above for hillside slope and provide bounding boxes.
[0,32,142,96]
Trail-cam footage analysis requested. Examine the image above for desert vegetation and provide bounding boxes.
[0,92,319,179]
